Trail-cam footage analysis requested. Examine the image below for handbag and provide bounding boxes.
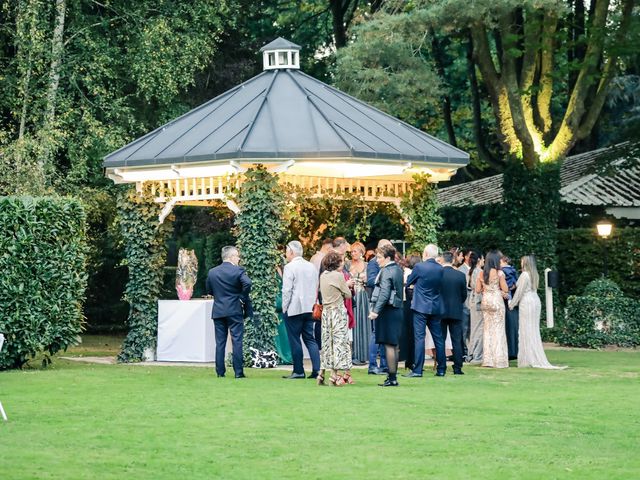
[312,302,323,321]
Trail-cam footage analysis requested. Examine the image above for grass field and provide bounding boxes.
[1,337,638,479]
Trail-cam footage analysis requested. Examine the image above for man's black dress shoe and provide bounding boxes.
[435,372,445,377]
[307,372,319,379]
[217,374,225,378]
[282,373,305,379]
[378,378,399,387]
[235,373,246,379]
[352,360,367,366]
[453,371,464,375]
[368,367,386,375]
[402,372,423,378]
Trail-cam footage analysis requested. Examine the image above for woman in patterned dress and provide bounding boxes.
[318,251,355,386]
[476,250,509,368]
[509,255,566,369]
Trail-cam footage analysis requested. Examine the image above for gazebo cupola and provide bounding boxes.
[260,37,301,70]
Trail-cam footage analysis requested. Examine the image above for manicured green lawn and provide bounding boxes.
[1,346,638,479]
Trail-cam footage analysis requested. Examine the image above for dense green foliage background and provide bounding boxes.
[0,197,87,369]
[0,1,638,352]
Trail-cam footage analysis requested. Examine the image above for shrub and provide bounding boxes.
[559,279,640,348]
[0,197,87,369]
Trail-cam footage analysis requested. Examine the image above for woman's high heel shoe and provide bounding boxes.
[329,374,345,386]
[316,374,325,386]
[343,372,354,385]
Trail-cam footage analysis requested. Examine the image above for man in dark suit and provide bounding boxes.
[404,244,446,377]
[440,251,468,375]
[205,246,252,378]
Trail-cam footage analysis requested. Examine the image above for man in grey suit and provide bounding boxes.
[282,240,321,379]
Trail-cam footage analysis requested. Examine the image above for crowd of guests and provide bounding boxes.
[206,238,565,383]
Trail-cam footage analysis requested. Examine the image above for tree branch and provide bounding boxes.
[470,22,522,158]
[577,0,635,139]
[537,10,557,135]
[547,0,610,161]
[499,13,538,166]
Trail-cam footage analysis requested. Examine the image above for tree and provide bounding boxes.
[432,0,637,167]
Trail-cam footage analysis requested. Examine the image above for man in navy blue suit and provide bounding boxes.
[440,251,468,375]
[404,244,446,377]
[206,246,252,378]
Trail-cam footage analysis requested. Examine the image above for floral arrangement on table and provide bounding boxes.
[175,248,198,300]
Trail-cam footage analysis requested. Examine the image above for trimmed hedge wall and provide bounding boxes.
[438,228,504,255]
[557,227,640,301]
[439,227,640,304]
[0,197,87,369]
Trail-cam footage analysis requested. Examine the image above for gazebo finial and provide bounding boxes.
[259,37,301,70]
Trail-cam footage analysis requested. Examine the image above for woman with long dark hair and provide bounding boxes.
[475,250,509,368]
[468,252,484,364]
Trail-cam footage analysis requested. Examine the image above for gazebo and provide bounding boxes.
[104,38,470,363]
[104,38,469,221]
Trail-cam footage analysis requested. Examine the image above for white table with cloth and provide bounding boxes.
[157,299,232,362]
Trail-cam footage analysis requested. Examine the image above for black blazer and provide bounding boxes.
[440,266,468,321]
[371,262,404,315]
[206,262,252,320]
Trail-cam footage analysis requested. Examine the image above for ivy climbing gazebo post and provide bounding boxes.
[104,38,469,362]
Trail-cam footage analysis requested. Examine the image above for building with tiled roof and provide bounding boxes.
[438,147,640,219]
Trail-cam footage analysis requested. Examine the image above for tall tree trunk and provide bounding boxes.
[465,32,501,170]
[431,31,457,147]
[43,0,66,129]
[330,0,359,48]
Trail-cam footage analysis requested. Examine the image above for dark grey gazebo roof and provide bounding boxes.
[259,37,301,52]
[103,68,469,169]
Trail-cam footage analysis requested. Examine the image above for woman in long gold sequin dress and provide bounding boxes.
[476,251,509,368]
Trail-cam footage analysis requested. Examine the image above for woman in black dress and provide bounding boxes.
[368,244,404,387]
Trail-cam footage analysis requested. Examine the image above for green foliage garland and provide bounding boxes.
[0,196,87,369]
[401,174,442,253]
[235,166,287,358]
[117,186,172,362]
[500,161,561,273]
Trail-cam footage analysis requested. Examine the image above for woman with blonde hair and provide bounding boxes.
[349,241,370,364]
[509,255,566,369]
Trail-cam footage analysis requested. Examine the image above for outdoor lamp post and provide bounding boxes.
[596,220,613,277]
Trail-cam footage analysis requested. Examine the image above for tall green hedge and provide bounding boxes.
[0,197,87,369]
[500,160,561,273]
[438,228,504,255]
[557,227,640,300]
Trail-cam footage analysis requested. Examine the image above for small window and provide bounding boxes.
[291,52,297,65]
[278,51,288,65]
[268,53,276,66]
